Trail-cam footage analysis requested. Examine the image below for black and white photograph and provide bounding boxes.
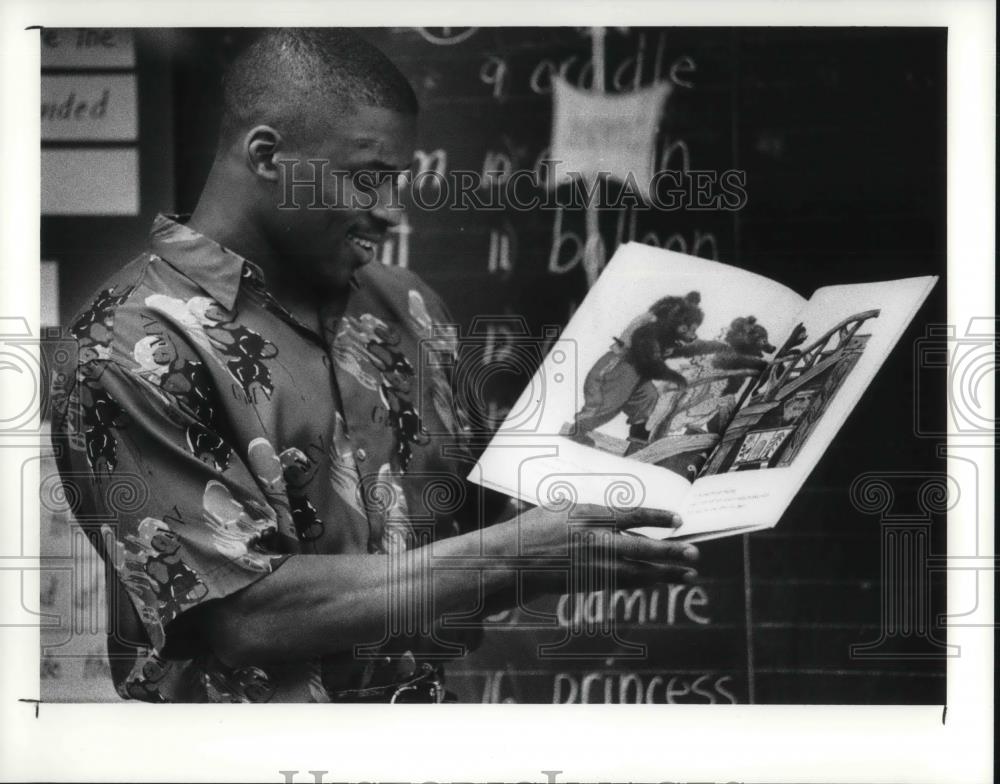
[0,3,994,783]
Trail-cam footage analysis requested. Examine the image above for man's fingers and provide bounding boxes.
[570,504,683,530]
[567,504,682,530]
[617,559,699,586]
[616,507,683,530]
[615,532,699,565]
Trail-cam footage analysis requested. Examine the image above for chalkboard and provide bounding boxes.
[168,26,948,704]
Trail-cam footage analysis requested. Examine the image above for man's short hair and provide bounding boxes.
[219,28,418,148]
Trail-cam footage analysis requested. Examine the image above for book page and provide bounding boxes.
[469,242,808,513]
[628,275,938,540]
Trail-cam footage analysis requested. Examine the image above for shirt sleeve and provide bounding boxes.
[52,328,290,658]
[402,275,513,533]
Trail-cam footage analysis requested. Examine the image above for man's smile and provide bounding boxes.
[345,227,385,266]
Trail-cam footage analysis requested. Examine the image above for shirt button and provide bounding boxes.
[355,448,367,462]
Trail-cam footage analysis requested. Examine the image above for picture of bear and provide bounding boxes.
[645,314,778,442]
[569,291,707,445]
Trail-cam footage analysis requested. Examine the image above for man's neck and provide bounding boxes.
[187,174,338,334]
[188,175,276,274]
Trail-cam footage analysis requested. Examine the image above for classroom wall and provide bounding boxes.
[41,28,176,328]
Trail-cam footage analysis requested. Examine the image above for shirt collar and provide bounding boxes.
[149,213,265,312]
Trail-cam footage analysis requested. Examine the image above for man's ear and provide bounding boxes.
[244,125,282,181]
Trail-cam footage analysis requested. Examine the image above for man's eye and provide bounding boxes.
[349,171,382,188]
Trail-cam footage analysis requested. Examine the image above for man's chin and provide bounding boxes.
[281,252,358,296]
[316,264,358,295]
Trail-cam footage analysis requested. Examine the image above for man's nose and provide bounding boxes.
[369,176,406,228]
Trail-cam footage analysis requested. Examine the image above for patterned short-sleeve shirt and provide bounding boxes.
[50,214,475,702]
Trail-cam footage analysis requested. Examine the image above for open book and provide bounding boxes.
[467,243,937,542]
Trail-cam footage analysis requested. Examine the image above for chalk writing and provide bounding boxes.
[415,27,479,46]
[549,207,721,275]
[553,671,738,704]
[378,213,412,268]
[411,148,448,199]
[659,137,692,172]
[480,33,696,99]
[556,585,711,627]
[481,669,517,703]
[488,226,514,273]
[479,56,508,100]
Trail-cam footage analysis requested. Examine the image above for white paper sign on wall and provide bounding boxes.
[549,76,672,202]
[40,261,60,326]
[41,148,139,216]
[40,29,135,69]
[41,75,138,141]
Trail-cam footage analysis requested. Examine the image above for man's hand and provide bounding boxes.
[496,504,699,596]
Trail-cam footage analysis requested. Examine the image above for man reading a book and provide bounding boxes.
[50,29,702,703]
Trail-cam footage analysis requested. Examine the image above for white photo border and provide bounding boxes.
[1,1,993,782]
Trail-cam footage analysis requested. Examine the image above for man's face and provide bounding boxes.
[269,105,417,292]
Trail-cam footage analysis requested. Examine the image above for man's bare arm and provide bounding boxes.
[197,506,699,666]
